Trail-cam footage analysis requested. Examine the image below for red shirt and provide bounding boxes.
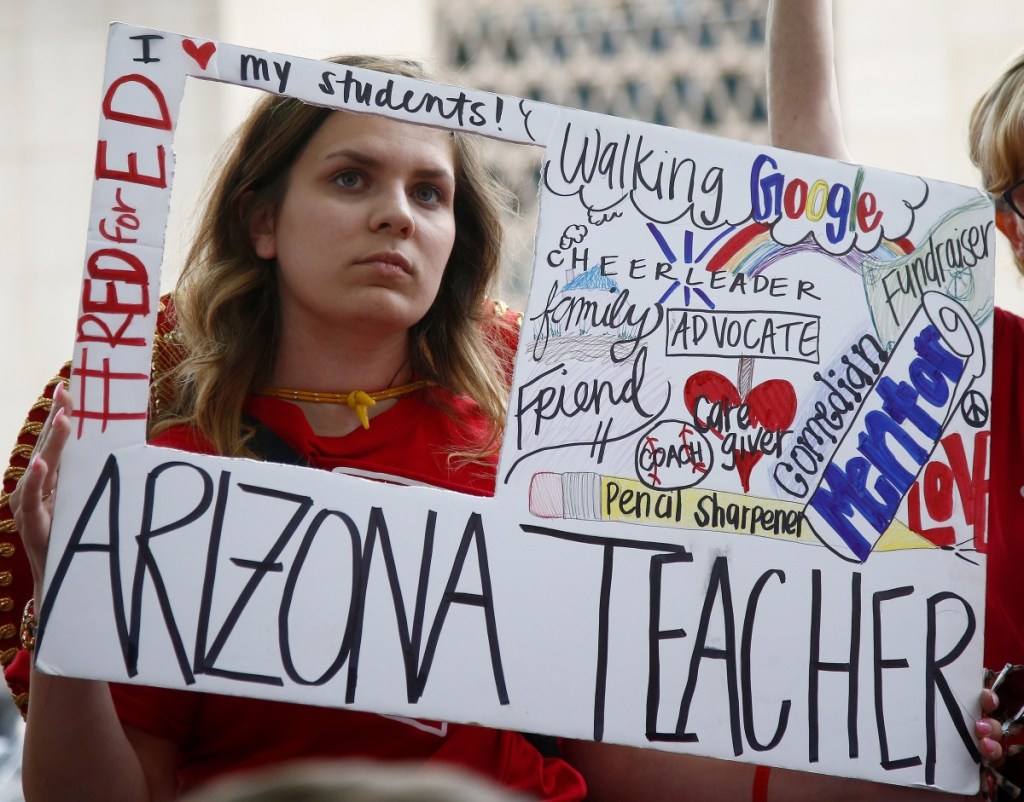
[985,308,1024,668]
[111,390,586,799]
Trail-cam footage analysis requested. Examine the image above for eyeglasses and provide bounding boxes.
[983,663,1024,801]
[999,177,1024,220]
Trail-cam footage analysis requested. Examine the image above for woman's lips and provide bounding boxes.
[358,252,412,273]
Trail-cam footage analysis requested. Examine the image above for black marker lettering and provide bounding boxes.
[647,551,691,742]
[808,570,860,762]
[925,592,979,785]
[873,586,921,771]
[415,512,508,704]
[196,484,314,686]
[37,456,129,662]
[279,509,364,686]
[130,34,162,63]
[129,461,216,683]
[674,556,742,755]
[742,570,790,751]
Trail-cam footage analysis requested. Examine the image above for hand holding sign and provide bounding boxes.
[8,383,73,592]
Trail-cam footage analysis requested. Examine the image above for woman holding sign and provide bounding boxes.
[6,46,1009,802]
[9,55,585,801]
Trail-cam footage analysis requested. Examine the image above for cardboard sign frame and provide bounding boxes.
[39,23,996,793]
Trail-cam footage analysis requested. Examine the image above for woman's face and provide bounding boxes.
[251,111,457,341]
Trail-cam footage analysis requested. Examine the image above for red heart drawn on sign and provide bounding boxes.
[182,40,216,70]
[683,371,796,492]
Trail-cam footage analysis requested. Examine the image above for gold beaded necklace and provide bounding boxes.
[257,379,435,430]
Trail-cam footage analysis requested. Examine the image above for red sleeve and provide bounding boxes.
[109,682,199,743]
[985,308,1024,667]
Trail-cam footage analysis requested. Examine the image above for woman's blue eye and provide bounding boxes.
[414,185,443,204]
[335,170,362,188]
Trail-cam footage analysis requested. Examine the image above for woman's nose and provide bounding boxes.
[369,187,415,236]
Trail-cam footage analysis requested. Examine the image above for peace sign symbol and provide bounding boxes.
[960,390,989,429]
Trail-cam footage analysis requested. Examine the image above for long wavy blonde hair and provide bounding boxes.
[154,56,514,457]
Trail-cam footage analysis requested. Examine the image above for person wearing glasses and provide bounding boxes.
[766,0,1024,795]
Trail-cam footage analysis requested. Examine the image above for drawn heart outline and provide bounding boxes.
[683,370,797,492]
[182,40,216,70]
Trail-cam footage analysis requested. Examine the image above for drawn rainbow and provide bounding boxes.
[703,221,914,277]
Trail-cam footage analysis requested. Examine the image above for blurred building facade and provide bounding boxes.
[438,0,770,297]
[441,0,768,138]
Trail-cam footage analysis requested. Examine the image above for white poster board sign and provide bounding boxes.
[39,23,994,794]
